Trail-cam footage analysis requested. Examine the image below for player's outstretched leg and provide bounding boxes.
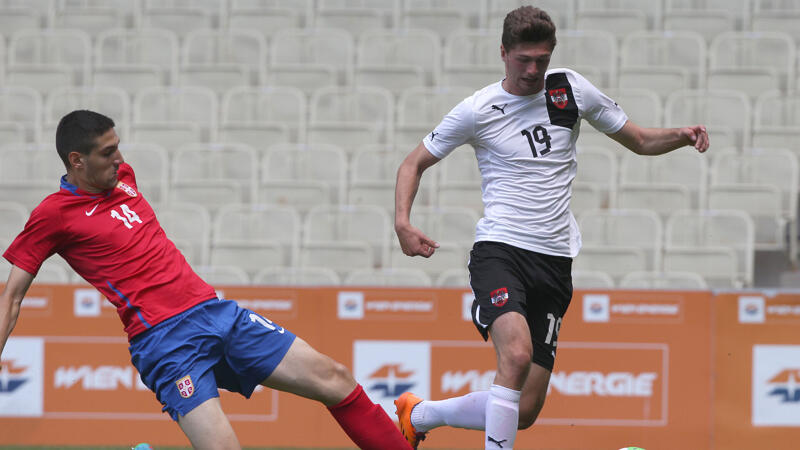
[177,397,241,450]
[262,337,411,450]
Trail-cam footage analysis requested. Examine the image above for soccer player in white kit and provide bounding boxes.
[393,6,709,450]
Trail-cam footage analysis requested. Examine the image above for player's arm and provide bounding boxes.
[608,120,710,156]
[395,142,441,258]
[0,265,35,358]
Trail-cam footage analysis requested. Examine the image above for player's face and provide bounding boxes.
[78,128,124,192]
[501,41,553,96]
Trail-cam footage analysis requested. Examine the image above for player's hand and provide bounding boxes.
[682,125,709,153]
[395,223,439,258]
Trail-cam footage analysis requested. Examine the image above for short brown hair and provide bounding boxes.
[502,6,557,51]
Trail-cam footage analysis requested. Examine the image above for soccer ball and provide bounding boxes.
[132,444,153,450]
[618,447,645,450]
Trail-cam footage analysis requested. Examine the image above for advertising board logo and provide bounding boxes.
[462,293,474,321]
[0,337,44,417]
[583,294,610,322]
[0,360,29,393]
[353,341,430,416]
[739,296,765,323]
[767,369,800,403]
[753,345,800,426]
[74,289,102,317]
[537,343,668,426]
[338,291,364,319]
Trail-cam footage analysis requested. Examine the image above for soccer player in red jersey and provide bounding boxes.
[0,110,411,450]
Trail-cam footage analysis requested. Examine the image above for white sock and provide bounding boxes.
[485,384,520,450]
[410,390,489,432]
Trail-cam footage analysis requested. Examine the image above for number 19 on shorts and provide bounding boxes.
[544,313,562,347]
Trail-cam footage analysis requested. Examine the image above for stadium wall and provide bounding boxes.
[0,285,798,449]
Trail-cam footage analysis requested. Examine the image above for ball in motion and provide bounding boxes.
[618,447,646,450]
[132,444,153,450]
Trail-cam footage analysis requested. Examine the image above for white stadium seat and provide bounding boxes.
[94,28,179,96]
[578,208,663,273]
[574,146,617,210]
[619,271,708,290]
[152,202,212,267]
[665,89,751,149]
[308,85,394,146]
[269,28,355,90]
[132,85,218,148]
[137,0,217,38]
[709,31,796,96]
[303,205,392,269]
[261,143,347,210]
[355,29,440,94]
[193,265,251,285]
[7,29,92,94]
[227,0,313,38]
[396,85,473,146]
[402,0,484,39]
[435,267,470,288]
[618,149,708,211]
[316,0,399,36]
[44,86,131,138]
[252,266,341,286]
[442,29,506,89]
[0,146,66,210]
[119,143,171,204]
[571,270,615,289]
[211,204,301,274]
[487,0,576,29]
[343,268,433,287]
[180,28,268,91]
[603,88,662,128]
[551,29,618,90]
[0,86,43,143]
[619,31,707,93]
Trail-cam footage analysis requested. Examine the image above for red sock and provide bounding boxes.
[328,384,411,450]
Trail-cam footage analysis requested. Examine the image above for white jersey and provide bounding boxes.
[423,68,628,257]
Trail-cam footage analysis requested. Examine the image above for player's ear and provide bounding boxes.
[68,151,84,170]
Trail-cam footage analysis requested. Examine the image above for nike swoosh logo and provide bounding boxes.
[85,203,100,216]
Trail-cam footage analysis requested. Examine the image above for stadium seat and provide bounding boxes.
[389,241,472,278]
[575,10,647,42]
[44,86,131,138]
[618,149,708,210]
[577,0,662,30]
[402,0,484,39]
[136,0,216,38]
[343,268,433,287]
[435,267,470,287]
[0,86,43,143]
[308,85,394,146]
[355,29,441,94]
[221,86,306,146]
[94,28,178,96]
[578,208,663,273]
[132,85,218,148]
[571,182,605,215]
[211,203,301,274]
[348,148,412,211]
[193,265,251,285]
[665,89,751,149]
[395,85,474,146]
[0,146,67,210]
[303,204,392,271]
[573,245,649,282]
[487,0,576,29]
[0,3,44,37]
[442,29,506,89]
[619,270,709,289]
[252,266,341,286]
[411,206,479,244]
[52,4,126,37]
[316,0,399,36]
[663,11,736,45]
[753,0,800,41]
[664,209,755,288]
[269,28,355,90]
[0,201,27,243]
[550,30,617,89]
[574,146,617,210]
[171,142,258,211]
[571,270,615,289]
[709,31,796,96]
[261,143,347,210]
[436,145,483,213]
[179,28,267,92]
[119,142,170,204]
[152,202,212,267]
[34,264,72,284]
[603,88,662,128]
[227,0,313,38]
[664,0,750,31]
[615,184,693,220]
[7,29,91,93]
[709,147,799,256]
[753,91,800,157]
[619,31,707,93]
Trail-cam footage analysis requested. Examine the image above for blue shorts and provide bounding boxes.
[129,299,296,421]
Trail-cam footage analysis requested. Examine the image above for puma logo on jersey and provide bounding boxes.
[491,104,507,114]
[488,436,507,447]
[430,131,438,141]
[85,203,100,216]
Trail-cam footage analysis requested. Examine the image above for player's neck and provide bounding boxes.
[65,171,104,194]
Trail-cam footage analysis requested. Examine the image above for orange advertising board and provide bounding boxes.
[1,284,797,448]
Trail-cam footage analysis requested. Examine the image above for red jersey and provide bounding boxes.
[3,163,216,339]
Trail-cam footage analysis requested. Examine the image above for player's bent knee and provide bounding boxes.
[517,394,546,429]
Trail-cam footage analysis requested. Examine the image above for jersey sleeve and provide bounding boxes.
[572,71,628,134]
[422,97,476,159]
[3,202,64,276]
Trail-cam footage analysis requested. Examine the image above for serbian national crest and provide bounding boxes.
[490,287,509,307]
[116,181,137,197]
[549,88,569,109]
[176,375,194,398]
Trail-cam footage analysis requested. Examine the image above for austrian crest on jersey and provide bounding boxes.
[544,72,579,129]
